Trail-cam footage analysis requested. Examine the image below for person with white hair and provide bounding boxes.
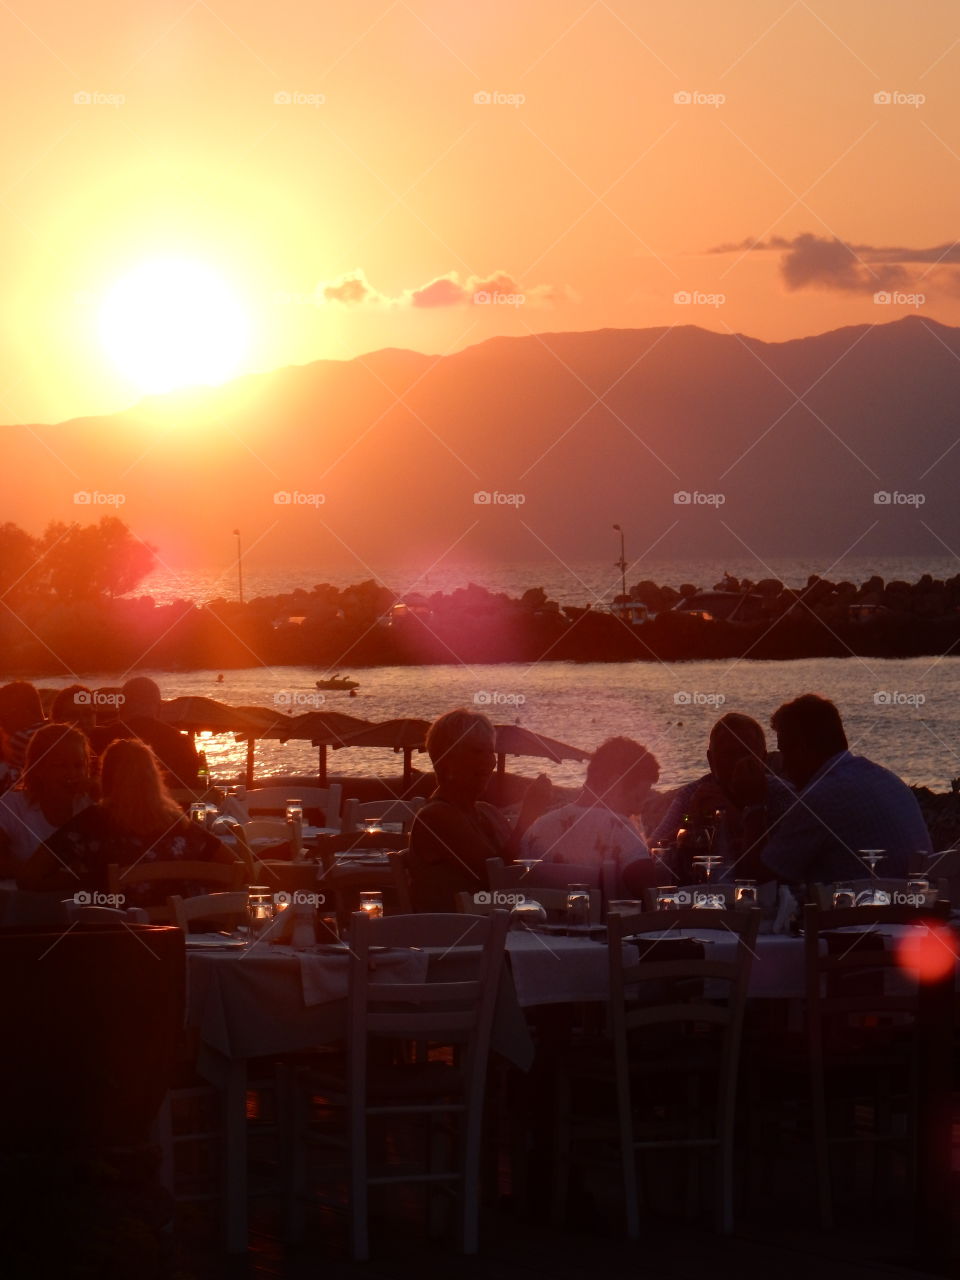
[89,675,200,791]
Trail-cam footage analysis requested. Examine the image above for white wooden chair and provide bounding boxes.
[168,891,249,933]
[552,905,757,1236]
[285,909,509,1259]
[341,796,425,834]
[239,784,343,830]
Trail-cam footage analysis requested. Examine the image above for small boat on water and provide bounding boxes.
[315,673,360,692]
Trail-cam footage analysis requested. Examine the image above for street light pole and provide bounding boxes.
[612,523,627,600]
[233,528,244,605]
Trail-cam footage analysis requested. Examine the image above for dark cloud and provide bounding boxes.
[707,233,960,294]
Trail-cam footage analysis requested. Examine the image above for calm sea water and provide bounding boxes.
[42,655,960,792]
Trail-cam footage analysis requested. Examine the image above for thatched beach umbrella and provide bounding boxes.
[492,724,591,776]
[332,717,430,788]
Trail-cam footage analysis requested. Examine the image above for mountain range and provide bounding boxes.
[8,315,960,579]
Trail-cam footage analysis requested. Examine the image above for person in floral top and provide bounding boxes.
[19,737,238,908]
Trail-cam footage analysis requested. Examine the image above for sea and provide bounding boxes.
[33,555,960,792]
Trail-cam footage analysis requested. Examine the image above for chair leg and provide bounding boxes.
[551,1066,573,1223]
[616,1065,639,1238]
[811,1063,833,1229]
[350,1099,369,1261]
[277,1065,306,1242]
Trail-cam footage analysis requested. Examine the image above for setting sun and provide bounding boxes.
[97,258,251,395]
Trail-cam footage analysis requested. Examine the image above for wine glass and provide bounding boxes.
[858,849,885,877]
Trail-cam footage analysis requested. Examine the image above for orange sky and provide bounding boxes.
[2,0,960,427]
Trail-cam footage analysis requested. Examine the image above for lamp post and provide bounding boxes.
[612,523,627,600]
[232,528,244,605]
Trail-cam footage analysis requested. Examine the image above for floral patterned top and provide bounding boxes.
[42,803,228,907]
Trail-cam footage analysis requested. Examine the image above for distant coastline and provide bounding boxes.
[5,571,960,677]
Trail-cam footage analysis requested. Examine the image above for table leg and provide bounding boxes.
[222,1057,249,1253]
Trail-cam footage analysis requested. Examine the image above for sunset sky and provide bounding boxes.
[3,0,960,429]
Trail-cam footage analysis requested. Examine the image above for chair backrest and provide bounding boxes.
[62,901,150,925]
[803,901,950,1035]
[606,906,759,1041]
[923,849,960,906]
[486,856,615,899]
[347,909,509,1050]
[342,795,425,834]
[168,890,249,932]
[107,860,246,921]
[316,849,411,918]
[243,784,343,828]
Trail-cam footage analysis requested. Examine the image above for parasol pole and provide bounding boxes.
[245,736,255,789]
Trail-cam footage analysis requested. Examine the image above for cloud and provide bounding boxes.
[707,232,960,294]
[321,270,382,305]
[318,268,571,308]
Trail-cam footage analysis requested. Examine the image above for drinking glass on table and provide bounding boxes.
[832,882,856,909]
[655,886,681,911]
[358,891,383,919]
[734,879,757,908]
[565,883,591,930]
[246,885,275,941]
[360,817,383,835]
[189,802,207,827]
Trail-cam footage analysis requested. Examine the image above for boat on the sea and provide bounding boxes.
[315,673,360,692]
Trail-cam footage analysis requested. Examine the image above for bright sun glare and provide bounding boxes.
[98,258,251,395]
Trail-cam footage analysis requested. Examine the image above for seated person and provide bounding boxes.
[0,681,47,773]
[520,737,659,893]
[50,684,98,741]
[651,711,792,877]
[0,724,95,876]
[19,738,237,908]
[407,708,549,912]
[89,675,200,791]
[753,694,931,883]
